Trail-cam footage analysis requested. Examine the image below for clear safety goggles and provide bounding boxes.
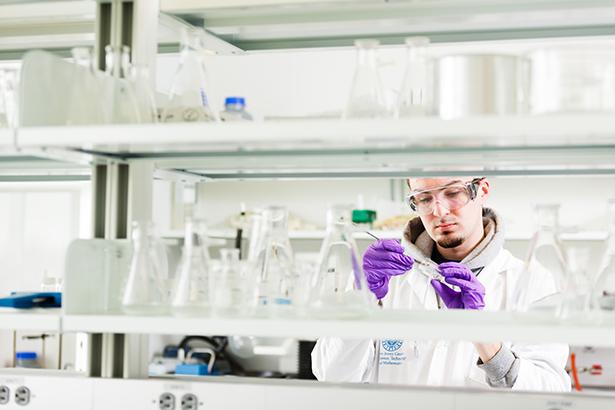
[405,178,484,215]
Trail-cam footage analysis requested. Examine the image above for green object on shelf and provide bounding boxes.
[352,209,377,224]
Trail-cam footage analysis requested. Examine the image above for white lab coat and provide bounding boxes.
[312,247,571,392]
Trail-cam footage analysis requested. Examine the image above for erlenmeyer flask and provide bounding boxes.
[247,206,296,316]
[67,47,106,125]
[129,64,158,123]
[558,244,594,322]
[171,218,212,315]
[103,45,141,124]
[162,28,217,123]
[212,248,246,317]
[122,221,168,314]
[397,37,431,117]
[0,69,18,130]
[513,204,567,313]
[595,199,615,311]
[343,39,389,119]
[308,205,373,318]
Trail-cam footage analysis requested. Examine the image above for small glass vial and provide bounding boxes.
[220,97,253,121]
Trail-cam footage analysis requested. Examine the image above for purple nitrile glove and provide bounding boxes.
[430,262,485,310]
[363,239,414,300]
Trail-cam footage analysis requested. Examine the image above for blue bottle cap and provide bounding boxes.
[225,97,245,106]
[16,352,37,360]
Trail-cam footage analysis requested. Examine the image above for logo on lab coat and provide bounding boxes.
[382,339,404,352]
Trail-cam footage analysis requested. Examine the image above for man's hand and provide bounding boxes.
[430,262,485,309]
[363,239,414,300]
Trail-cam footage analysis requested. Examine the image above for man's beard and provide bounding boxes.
[437,235,464,249]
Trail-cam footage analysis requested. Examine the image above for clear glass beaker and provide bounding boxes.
[162,28,217,123]
[122,221,168,314]
[594,199,615,312]
[308,205,372,318]
[397,37,431,118]
[211,248,247,317]
[513,204,567,313]
[247,206,296,316]
[66,47,107,125]
[170,218,212,316]
[103,45,141,124]
[343,39,389,119]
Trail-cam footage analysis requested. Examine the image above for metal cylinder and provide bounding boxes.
[433,54,529,119]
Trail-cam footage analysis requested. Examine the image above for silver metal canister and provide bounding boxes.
[433,54,530,119]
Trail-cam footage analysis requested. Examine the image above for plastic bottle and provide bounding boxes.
[220,97,253,121]
[15,352,39,368]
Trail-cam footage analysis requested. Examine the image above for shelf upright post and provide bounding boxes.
[84,0,159,380]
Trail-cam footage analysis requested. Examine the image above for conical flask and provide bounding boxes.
[397,37,431,117]
[122,221,168,314]
[128,64,158,123]
[247,206,296,316]
[212,248,247,317]
[513,204,567,313]
[558,244,595,322]
[595,199,615,311]
[308,205,372,318]
[103,45,142,124]
[162,28,217,122]
[67,47,107,125]
[171,218,212,315]
[343,39,389,119]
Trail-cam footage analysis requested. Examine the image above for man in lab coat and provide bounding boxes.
[311,177,571,391]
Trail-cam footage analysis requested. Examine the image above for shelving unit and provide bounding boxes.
[16,114,615,179]
[61,310,615,347]
[4,0,615,408]
[0,309,61,332]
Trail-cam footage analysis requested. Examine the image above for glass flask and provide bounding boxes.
[66,47,107,125]
[162,28,217,123]
[558,244,595,322]
[594,200,615,311]
[128,64,158,123]
[122,221,168,314]
[343,39,389,119]
[513,204,567,313]
[103,45,141,124]
[171,218,212,315]
[0,69,19,130]
[308,205,372,318]
[211,248,246,317]
[247,206,296,316]
[397,37,431,117]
